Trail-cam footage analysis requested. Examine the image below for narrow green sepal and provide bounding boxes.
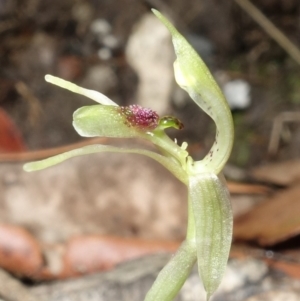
[23,144,188,184]
[188,173,232,300]
[45,75,118,105]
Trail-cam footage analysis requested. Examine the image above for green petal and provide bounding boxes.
[73,105,143,138]
[45,75,118,105]
[144,240,197,301]
[188,173,232,300]
[23,144,188,184]
[152,10,234,174]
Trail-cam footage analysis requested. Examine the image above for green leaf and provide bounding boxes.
[152,10,234,174]
[144,240,197,301]
[23,144,188,184]
[188,173,232,300]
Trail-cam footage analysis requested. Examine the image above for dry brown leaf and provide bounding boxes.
[0,108,27,153]
[61,235,179,278]
[0,224,44,277]
[227,181,272,195]
[234,185,300,246]
[266,259,300,279]
[251,160,300,186]
[0,227,179,281]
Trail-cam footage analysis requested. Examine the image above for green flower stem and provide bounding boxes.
[148,130,188,171]
[144,240,197,301]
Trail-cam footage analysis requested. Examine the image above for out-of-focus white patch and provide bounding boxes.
[90,19,111,36]
[97,48,112,60]
[126,13,175,115]
[102,35,119,49]
[223,79,251,110]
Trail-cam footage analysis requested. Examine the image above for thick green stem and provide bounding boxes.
[144,240,197,301]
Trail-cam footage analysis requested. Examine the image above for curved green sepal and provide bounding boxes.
[23,144,188,184]
[188,173,232,300]
[152,10,234,174]
[144,240,197,301]
[45,75,118,106]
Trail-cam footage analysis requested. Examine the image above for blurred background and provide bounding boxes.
[0,0,300,300]
[0,0,299,164]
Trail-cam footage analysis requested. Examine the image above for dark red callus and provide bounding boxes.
[120,105,159,130]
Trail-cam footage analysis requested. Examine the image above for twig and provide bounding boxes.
[0,20,18,34]
[234,0,300,66]
[227,181,271,195]
[268,112,300,155]
[0,138,107,162]
[0,137,157,163]
[15,81,42,126]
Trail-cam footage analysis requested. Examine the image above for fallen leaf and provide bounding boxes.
[266,259,300,279]
[0,224,44,277]
[227,181,272,195]
[234,185,300,246]
[0,108,27,153]
[251,160,300,186]
[61,235,179,277]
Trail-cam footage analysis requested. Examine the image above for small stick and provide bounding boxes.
[0,20,17,34]
[15,81,42,125]
[0,138,107,162]
[268,112,300,155]
[234,0,300,66]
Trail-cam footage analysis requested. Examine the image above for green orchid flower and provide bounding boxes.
[24,10,234,301]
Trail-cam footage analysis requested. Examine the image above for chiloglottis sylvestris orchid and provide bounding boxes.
[24,9,234,301]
